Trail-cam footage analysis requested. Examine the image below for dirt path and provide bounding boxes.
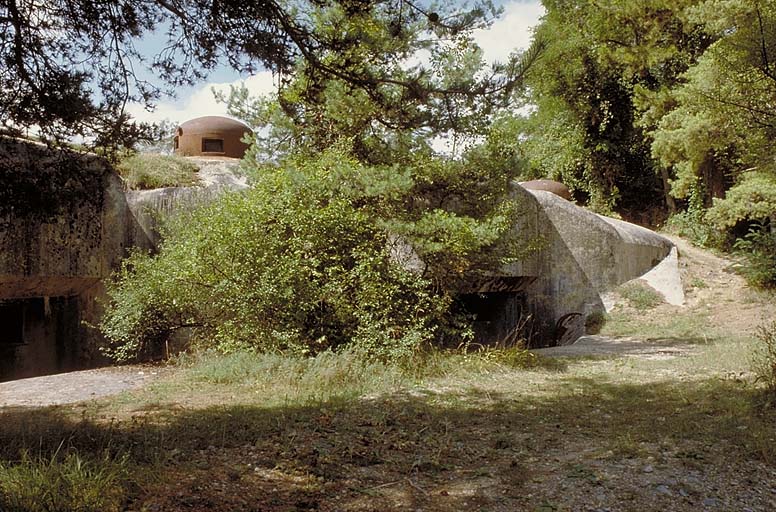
[533,334,698,358]
[0,365,166,407]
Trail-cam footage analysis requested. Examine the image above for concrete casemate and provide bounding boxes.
[0,139,246,381]
[0,135,681,380]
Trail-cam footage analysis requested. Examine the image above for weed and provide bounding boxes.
[617,281,664,310]
[752,320,776,404]
[689,277,708,289]
[0,451,128,512]
[117,153,200,190]
[585,310,606,334]
[733,224,776,289]
[182,348,406,404]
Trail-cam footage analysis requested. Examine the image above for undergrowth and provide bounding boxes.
[753,320,776,406]
[617,281,664,311]
[180,349,408,403]
[0,451,129,512]
[117,153,200,190]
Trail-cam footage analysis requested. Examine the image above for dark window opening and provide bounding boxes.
[202,138,224,153]
[0,301,25,345]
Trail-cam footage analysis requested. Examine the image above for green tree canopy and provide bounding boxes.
[0,0,537,151]
[521,0,712,215]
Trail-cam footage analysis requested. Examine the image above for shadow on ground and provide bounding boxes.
[1,370,775,512]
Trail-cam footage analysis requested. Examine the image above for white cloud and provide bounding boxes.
[473,1,545,64]
[126,72,277,125]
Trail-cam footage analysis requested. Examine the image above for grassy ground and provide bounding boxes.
[117,153,200,190]
[1,241,776,511]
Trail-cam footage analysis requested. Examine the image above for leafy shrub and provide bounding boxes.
[0,451,128,512]
[733,224,776,289]
[117,153,199,190]
[101,144,521,362]
[707,170,776,229]
[752,320,776,404]
[664,185,725,249]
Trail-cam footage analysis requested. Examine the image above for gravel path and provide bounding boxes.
[0,365,166,407]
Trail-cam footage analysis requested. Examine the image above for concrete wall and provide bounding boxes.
[0,139,151,380]
[505,186,674,346]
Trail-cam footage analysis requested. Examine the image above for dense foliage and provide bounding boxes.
[0,0,536,152]
[101,143,522,361]
[522,0,776,284]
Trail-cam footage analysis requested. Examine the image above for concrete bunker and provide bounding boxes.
[0,138,151,381]
[173,116,251,159]
[458,183,682,347]
[1,134,681,379]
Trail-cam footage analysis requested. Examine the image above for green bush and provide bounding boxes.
[116,153,199,190]
[101,144,520,362]
[0,452,128,512]
[707,170,776,229]
[733,224,776,289]
[664,185,725,249]
[752,320,776,404]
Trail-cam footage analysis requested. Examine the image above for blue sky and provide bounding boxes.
[126,0,544,125]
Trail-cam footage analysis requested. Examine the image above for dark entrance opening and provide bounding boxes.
[458,292,531,346]
[0,300,25,345]
[0,296,81,382]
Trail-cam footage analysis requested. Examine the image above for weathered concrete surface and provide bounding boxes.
[500,186,679,346]
[0,139,151,381]
[0,139,146,298]
[519,179,573,201]
[126,157,247,248]
[637,246,685,306]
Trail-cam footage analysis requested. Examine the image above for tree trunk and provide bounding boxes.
[659,166,676,213]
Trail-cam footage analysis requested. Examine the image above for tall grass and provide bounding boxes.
[117,153,200,190]
[0,451,129,512]
[181,349,408,403]
[176,344,553,405]
[753,320,776,404]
